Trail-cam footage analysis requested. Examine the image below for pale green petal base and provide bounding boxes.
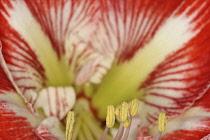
[73,99,113,140]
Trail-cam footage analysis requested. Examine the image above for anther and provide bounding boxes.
[120,102,129,122]
[115,107,121,118]
[123,118,131,128]
[100,105,116,140]
[106,105,115,128]
[66,111,75,140]
[129,98,139,117]
[158,113,167,132]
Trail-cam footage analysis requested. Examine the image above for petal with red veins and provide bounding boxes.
[36,117,65,140]
[75,55,113,84]
[201,134,210,140]
[127,117,142,140]
[75,57,102,85]
[0,57,41,139]
[0,0,100,103]
[24,0,100,58]
[149,88,210,140]
[34,87,75,120]
[137,136,155,140]
[0,97,41,139]
[91,0,210,122]
[137,127,150,138]
[91,0,184,60]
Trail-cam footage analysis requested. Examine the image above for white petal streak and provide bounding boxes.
[36,117,65,140]
[34,87,76,120]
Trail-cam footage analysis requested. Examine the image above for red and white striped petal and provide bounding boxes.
[92,0,210,121]
[149,88,210,140]
[0,0,100,103]
[75,55,113,84]
[36,117,65,140]
[34,87,76,120]
[91,0,186,61]
[24,0,100,58]
[138,7,210,125]
[137,127,150,138]
[0,94,42,139]
[0,57,41,139]
[1,5,46,103]
[137,136,154,140]
[201,134,210,140]
[24,0,104,85]
[127,117,142,140]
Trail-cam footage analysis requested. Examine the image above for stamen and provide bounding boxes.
[129,98,139,117]
[114,122,124,140]
[155,113,167,140]
[115,108,121,118]
[154,132,162,140]
[122,117,132,140]
[123,118,131,128]
[120,102,129,122]
[114,102,129,140]
[106,105,115,128]
[158,113,167,132]
[66,111,75,140]
[100,105,115,140]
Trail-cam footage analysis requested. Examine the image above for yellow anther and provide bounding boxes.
[66,111,75,140]
[158,113,167,132]
[123,118,131,128]
[129,98,139,117]
[120,102,129,122]
[106,105,115,128]
[115,107,120,118]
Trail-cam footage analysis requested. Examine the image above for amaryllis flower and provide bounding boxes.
[0,0,210,140]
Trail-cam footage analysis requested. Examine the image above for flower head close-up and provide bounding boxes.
[0,0,210,140]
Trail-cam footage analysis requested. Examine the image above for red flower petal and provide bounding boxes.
[24,0,100,58]
[0,0,100,104]
[137,136,155,140]
[91,0,185,62]
[0,51,41,139]
[0,101,41,139]
[36,117,65,140]
[75,56,112,84]
[34,87,75,120]
[201,134,210,140]
[36,125,59,140]
[0,0,47,102]
[139,19,210,125]
[91,0,210,121]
